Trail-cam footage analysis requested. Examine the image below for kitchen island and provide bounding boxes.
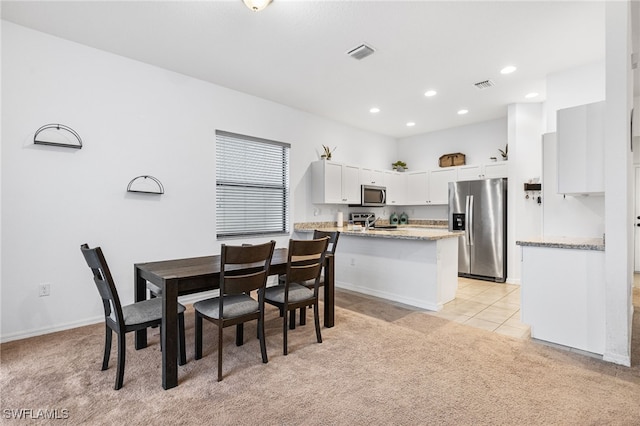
[295,223,462,311]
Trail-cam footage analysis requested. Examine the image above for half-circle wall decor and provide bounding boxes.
[34,124,83,149]
[127,175,165,195]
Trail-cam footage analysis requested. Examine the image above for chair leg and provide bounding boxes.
[115,332,126,390]
[217,324,224,382]
[178,313,186,366]
[236,323,244,346]
[289,310,296,330]
[258,316,268,364]
[102,324,112,371]
[283,308,289,356]
[194,312,203,360]
[299,307,307,326]
[314,303,322,344]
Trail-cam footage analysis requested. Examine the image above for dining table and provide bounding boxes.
[134,247,335,390]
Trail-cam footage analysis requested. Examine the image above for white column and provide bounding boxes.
[603,0,633,366]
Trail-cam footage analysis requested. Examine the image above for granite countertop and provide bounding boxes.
[516,236,605,251]
[294,222,461,241]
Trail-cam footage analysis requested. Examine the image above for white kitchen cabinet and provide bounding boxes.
[556,101,604,194]
[383,170,406,205]
[405,168,456,205]
[311,160,360,204]
[457,162,508,181]
[429,168,457,204]
[520,244,605,355]
[360,168,384,186]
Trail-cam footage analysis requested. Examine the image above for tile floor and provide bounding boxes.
[425,277,529,339]
[335,277,530,339]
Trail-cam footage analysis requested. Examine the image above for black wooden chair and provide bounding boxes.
[80,244,186,390]
[193,240,275,381]
[279,230,339,327]
[265,237,329,355]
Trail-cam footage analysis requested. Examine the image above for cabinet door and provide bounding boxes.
[384,171,406,205]
[324,161,345,203]
[483,162,508,179]
[343,164,361,204]
[360,168,384,186]
[428,168,457,204]
[456,165,482,181]
[557,101,604,194]
[405,172,429,205]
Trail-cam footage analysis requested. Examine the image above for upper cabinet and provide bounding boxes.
[311,160,360,204]
[360,168,384,186]
[556,101,604,195]
[457,162,508,181]
[404,168,456,205]
[383,171,406,205]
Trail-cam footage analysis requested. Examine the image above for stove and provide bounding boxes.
[350,212,375,226]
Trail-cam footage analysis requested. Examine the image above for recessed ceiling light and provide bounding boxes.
[369,107,380,113]
[457,109,468,115]
[424,90,437,97]
[525,92,539,99]
[406,122,416,127]
[500,65,517,74]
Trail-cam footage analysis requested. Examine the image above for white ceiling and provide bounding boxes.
[1,1,613,138]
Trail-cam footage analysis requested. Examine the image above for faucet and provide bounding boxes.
[365,216,379,230]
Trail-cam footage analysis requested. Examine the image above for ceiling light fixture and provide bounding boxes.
[457,109,468,115]
[424,90,437,97]
[243,0,272,12]
[525,92,539,99]
[406,122,416,127]
[370,107,380,113]
[500,65,517,74]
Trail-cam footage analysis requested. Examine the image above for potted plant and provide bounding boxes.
[321,145,336,160]
[499,144,508,161]
[392,160,408,172]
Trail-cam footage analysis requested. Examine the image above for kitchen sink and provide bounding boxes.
[371,225,399,230]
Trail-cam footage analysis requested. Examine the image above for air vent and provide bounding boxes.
[474,79,495,90]
[347,43,376,60]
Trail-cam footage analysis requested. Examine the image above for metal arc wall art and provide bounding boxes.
[126,175,165,195]
[33,124,83,149]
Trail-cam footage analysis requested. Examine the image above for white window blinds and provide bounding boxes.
[216,130,290,238]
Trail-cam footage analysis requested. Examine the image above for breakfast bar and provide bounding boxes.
[295,224,462,311]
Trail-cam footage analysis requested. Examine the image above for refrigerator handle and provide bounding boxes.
[464,195,471,246]
[467,195,474,246]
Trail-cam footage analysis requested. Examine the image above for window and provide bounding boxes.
[216,130,290,238]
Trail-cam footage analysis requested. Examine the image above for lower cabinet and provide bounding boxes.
[520,245,604,355]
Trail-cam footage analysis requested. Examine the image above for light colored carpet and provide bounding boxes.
[1,301,639,425]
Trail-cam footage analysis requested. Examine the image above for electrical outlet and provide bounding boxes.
[350,258,356,266]
[38,283,51,297]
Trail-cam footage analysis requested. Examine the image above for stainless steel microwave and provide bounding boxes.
[361,185,386,207]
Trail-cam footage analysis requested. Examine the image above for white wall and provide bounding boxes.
[544,61,606,132]
[0,22,397,341]
[507,103,543,283]
[397,118,508,170]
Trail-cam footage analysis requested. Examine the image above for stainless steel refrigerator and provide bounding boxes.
[448,178,507,282]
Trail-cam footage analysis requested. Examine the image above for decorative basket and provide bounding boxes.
[439,152,466,168]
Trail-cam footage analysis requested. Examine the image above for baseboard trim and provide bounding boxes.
[0,315,103,344]
[336,282,441,311]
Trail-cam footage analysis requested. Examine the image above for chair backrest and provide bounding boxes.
[220,240,276,298]
[285,237,330,290]
[80,244,124,328]
[312,230,340,255]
